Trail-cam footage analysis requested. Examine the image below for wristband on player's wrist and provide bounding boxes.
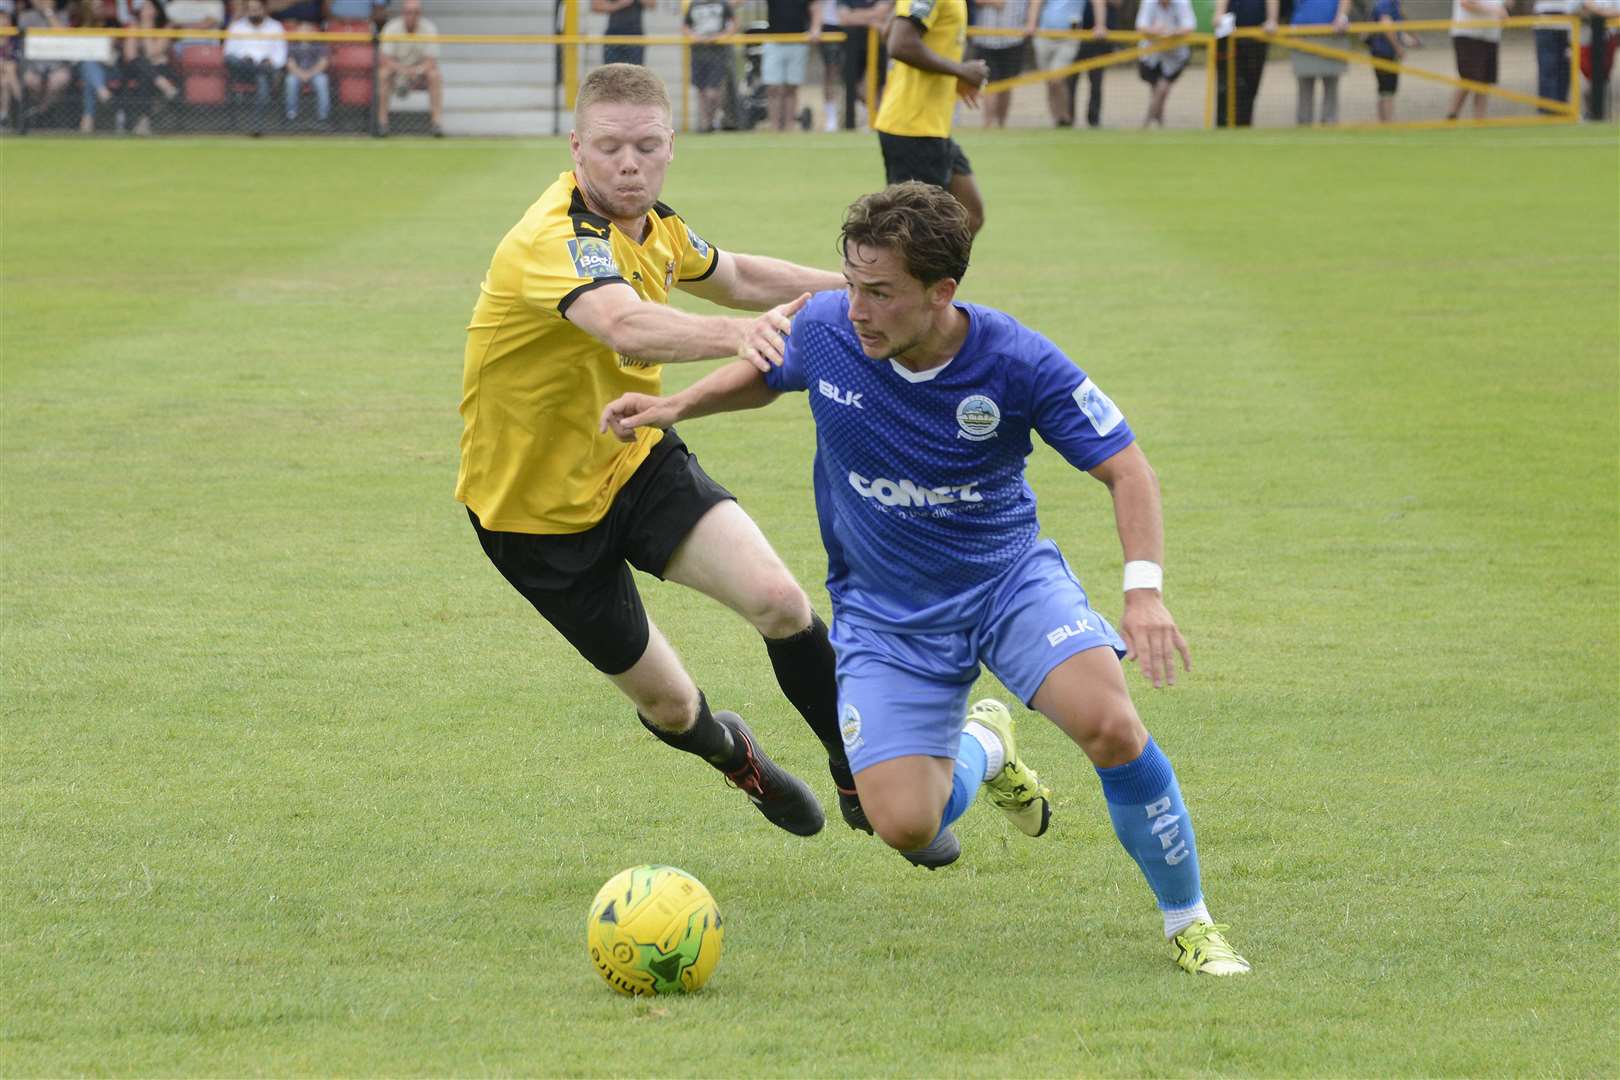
[1123,560,1164,593]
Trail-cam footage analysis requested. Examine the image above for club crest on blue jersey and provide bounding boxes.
[1073,378,1124,436]
[840,704,864,749]
[955,394,1001,441]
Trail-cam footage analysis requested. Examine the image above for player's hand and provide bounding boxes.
[1093,23,1110,39]
[599,392,674,442]
[1331,11,1349,29]
[1119,590,1192,689]
[1262,17,1278,32]
[740,292,810,372]
[956,59,990,106]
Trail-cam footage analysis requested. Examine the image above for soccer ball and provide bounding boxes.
[586,865,724,996]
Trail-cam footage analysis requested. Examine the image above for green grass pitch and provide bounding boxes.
[2,126,1616,1076]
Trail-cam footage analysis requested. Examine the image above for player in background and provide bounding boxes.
[874,0,992,236]
[457,64,863,843]
[601,182,1251,975]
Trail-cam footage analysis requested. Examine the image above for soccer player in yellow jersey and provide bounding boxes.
[457,64,859,840]
[874,0,991,235]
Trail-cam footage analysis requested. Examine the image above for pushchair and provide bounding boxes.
[720,19,770,131]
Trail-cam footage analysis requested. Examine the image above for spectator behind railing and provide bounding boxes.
[284,16,329,125]
[17,0,72,122]
[325,0,384,28]
[1214,0,1276,127]
[269,0,326,25]
[684,0,737,134]
[1365,0,1419,122]
[762,0,822,132]
[72,0,120,133]
[595,0,653,66]
[378,0,442,137]
[0,8,21,127]
[123,0,180,135]
[972,0,1031,129]
[817,0,842,130]
[223,0,286,134]
[1290,0,1350,125]
[1135,0,1195,127]
[1447,0,1509,119]
[166,0,226,57]
[837,0,890,129]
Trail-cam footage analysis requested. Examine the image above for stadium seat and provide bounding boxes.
[331,43,374,76]
[178,44,224,75]
[184,72,226,106]
[337,75,373,107]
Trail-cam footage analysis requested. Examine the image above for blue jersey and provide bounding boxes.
[762,291,1135,633]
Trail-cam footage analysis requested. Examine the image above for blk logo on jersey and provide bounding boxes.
[848,471,982,508]
[955,394,1001,441]
[1046,619,1095,647]
[818,379,863,409]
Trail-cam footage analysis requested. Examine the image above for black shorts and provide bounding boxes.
[691,44,729,89]
[1453,35,1498,84]
[977,43,1025,82]
[1374,66,1398,95]
[1138,59,1187,85]
[819,27,842,68]
[467,430,734,676]
[878,132,972,188]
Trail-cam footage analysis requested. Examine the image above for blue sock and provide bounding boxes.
[1096,738,1203,911]
[939,730,986,831]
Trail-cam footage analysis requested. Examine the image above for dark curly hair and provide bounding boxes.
[839,182,972,286]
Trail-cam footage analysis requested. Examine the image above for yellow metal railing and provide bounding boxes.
[6,16,1608,133]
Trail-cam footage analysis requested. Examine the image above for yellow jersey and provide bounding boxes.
[456,170,720,535]
[873,0,968,139]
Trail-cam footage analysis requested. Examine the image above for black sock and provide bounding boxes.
[639,691,745,771]
[764,613,853,789]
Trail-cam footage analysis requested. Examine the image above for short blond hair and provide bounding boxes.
[575,64,672,127]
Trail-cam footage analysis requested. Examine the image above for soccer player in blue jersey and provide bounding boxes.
[600,182,1249,975]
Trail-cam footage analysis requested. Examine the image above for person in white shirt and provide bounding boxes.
[1134,0,1194,127]
[1447,0,1509,120]
[223,0,286,134]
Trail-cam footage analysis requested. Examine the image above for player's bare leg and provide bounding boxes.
[947,169,985,237]
[663,500,811,639]
[1032,646,1248,974]
[852,754,953,852]
[607,619,701,733]
[1030,644,1147,768]
[610,619,824,836]
[663,500,862,829]
[853,752,961,867]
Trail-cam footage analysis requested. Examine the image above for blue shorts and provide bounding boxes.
[761,42,809,86]
[831,541,1126,773]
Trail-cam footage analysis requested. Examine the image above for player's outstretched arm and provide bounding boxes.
[678,250,844,312]
[599,360,780,443]
[887,15,991,105]
[567,282,808,370]
[1088,443,1193,690]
